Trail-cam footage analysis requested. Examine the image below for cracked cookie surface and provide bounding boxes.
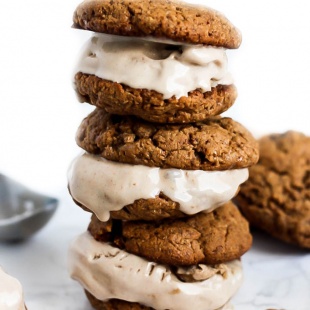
[235,131,310,249]
[88,201,252,266]
[76,109,259,171]
[73,0,241,48]
[75,73,237,124]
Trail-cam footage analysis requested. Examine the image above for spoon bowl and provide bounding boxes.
[0,174,58,242]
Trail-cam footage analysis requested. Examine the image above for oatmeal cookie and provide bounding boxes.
[73,0,241,48]
[235,131,310,249]
[88,201,252,265]
[75,73,237,124]
[76,109,259,171]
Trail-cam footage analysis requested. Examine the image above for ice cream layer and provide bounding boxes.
[68,232,243,310]
[74,34,233,99]
[0,267,25,310]
[68,153,248,222]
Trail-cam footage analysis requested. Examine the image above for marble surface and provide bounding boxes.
[0,189,309,310]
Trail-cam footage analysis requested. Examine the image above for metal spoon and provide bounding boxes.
[0,174,58,242]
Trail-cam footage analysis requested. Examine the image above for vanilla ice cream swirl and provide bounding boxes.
[68,153,248,222]
[75,34,233,99]
[68,232,242,310]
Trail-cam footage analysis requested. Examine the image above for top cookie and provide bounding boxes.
[235,131,310,249]
[73,0,241,48]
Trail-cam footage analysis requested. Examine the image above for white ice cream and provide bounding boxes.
[75,34,233,99]
[68,153,248,222]
[0,267,25,310]
[68,232,243,310]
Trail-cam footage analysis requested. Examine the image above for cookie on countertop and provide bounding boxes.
[235,131,310,249]
[75,73,237,124]
[73,0,241,48]
[88,201,252,266]
[76,109,259,171]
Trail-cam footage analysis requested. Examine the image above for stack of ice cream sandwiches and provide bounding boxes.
[67,0,259,309]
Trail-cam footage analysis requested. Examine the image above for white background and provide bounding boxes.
[0,0,310,194]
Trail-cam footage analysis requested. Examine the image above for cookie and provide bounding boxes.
[110,193,183,221]
[235,131,310,249]
[76,109,259,171]
[75,73,237,124]
[73,0,241,48]
[88,201,252,265]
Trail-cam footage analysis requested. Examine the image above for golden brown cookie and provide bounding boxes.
[88,201,252,266]
[76,109,259,171]
[85,291,153,310]
[235,131,310,249]
[75,73,237,124]
[73,0,241,48]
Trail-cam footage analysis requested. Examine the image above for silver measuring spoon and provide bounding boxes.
[0,174,58,242]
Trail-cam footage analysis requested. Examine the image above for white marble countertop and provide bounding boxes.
[0,189,309,310]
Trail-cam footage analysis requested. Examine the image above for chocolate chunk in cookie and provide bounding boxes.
[235,131,310,249]
[73,0,241,48]
[76,109,259,171]
[88,201,252,266]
